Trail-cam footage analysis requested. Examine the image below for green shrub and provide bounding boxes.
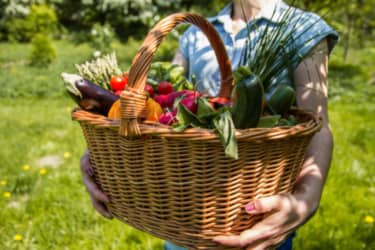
[71,22,117,57]
[29,34,56,67]
[5,17,34,42]
[5,4,58,42]
[88,23,116,54]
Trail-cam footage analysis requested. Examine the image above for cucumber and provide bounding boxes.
[231,74,264,129]
[267,85,296,115]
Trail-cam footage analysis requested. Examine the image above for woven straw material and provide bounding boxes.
[71,13,322,250]
[73,109,320,250]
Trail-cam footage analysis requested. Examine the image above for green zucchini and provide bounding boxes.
[267,85,296,115]
[231,74,264,129]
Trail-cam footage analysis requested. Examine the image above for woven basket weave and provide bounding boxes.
[72,13,322,250]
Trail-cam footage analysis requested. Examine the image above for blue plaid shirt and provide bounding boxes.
[179,1,339,97]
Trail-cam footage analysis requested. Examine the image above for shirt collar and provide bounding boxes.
[210,0,288,26]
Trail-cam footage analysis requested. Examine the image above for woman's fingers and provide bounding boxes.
[82,173,110,203]
[90,196,113,219]
[247,233,289,250]
[80,149,91,173]
[213,226,276,248]
[80,150,110,204]
[245,194,286,214]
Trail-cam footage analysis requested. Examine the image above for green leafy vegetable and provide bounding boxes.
[175,102,203,128]
[213,110,238,159]
[196,97,217,122]
[174,96,238,159]
[257,115,281,128]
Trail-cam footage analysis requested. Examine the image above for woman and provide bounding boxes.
[81,0,339,249]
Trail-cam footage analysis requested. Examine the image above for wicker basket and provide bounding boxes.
[72,13,322,250]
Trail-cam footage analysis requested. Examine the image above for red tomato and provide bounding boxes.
[110,75,128,91]
[158,81,174,95]
[144,84,154,98]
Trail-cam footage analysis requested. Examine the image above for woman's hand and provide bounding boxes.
[213,189,317,250]
[80,150,113,219]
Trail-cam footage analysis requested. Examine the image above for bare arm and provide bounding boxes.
[293,40,333,217]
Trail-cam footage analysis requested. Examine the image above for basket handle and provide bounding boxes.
[119,13,233,136]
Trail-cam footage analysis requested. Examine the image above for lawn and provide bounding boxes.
[0,40,374,250]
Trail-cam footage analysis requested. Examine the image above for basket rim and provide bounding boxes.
[72,108,322,142]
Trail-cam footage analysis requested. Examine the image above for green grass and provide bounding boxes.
[0,98,165,250]
[0,40,374,249]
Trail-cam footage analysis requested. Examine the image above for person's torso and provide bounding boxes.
[181,1,338,97]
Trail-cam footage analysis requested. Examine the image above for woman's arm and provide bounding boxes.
[293,40,333,218]
[213,40,333,250]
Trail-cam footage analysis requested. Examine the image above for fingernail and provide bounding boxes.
[245,202,256,213]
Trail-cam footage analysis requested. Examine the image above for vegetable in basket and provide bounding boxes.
[158,81,174,95]
[107,100,121,119]
[266,84,296,116]
[231,67,264,129]
[147,62,193,91]
[146,98,163,122]
[75,52,123,90]
[229,6,332,129]
[61,73,119,116]
[173,96,238,159]
[110,74,128,93]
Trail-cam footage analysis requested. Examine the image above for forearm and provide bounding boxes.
[294,124,334,219]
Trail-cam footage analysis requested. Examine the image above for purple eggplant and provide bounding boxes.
[61,73,119,115]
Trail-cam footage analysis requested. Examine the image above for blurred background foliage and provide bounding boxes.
[0,0,374,59]
[0,1,374,249]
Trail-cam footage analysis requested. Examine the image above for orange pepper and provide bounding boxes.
[107,99,121,119]
[146,98,163,122]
